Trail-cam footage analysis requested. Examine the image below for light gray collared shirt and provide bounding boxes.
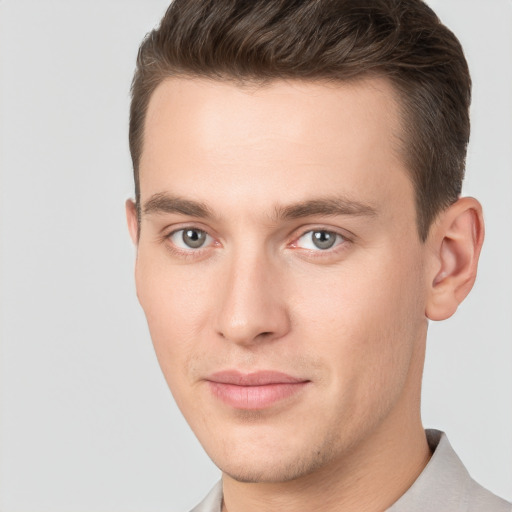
[190,430,511,512]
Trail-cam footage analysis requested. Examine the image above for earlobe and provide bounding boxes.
[125,199,139,246]
[425,197,484,321]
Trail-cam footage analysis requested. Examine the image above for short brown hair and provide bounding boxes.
[129,0,471,241]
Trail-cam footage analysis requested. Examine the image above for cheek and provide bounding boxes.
[294,248,424,335]
[135,251,213,382]
[292,248,426,399]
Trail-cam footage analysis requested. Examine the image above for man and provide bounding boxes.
[125,1,511,511]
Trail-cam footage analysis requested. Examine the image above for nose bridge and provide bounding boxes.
[215,242,289,345]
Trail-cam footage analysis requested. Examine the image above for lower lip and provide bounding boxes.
[207,381,309,410]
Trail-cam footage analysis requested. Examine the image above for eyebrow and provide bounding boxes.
[143,193,215,218]
[142,192,377,221]
[273,197,378,221]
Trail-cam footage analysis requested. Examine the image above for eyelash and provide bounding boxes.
[162,226,351,259]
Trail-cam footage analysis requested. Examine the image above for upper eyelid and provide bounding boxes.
[163,224,218,242]
[291,226,353,243]
[298,228,345,237]
[168,226,208,235]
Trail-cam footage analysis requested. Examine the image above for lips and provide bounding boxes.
[205,370,310,410]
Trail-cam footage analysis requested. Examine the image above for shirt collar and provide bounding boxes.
[387,429,470,511]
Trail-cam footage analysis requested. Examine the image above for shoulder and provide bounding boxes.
[465,476,511,512]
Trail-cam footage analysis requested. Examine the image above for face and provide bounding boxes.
[129,77,430,483]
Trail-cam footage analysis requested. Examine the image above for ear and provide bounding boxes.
[125,199,139,246]
[425,197,484,321]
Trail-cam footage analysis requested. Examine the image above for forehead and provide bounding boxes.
[139,76,412,221]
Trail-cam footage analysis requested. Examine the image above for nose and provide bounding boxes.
[214,250,291,346]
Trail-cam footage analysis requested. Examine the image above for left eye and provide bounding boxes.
[295,230,344,250]
[168,228,213,249]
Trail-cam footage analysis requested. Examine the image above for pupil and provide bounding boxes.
[313,231,336,249]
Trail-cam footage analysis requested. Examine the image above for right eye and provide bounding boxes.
[168,228,213,250]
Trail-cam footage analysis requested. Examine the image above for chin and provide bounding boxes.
[220,463,307,484]
[211,439,336,484]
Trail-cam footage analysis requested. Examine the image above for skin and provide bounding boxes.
[126,77,484,512]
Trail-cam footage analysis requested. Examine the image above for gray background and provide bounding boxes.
[0,1,510,510]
